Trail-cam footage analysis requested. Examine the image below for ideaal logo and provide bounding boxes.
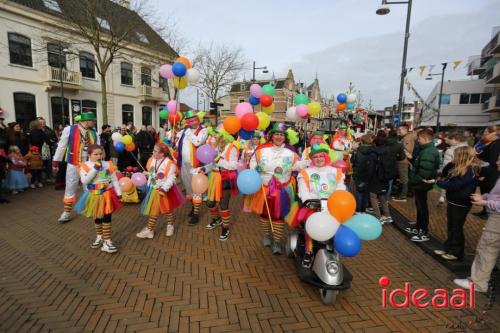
[379,276,475,309]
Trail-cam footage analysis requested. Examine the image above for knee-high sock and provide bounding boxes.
[102,223,111,240]
[272,220,285,242]
[193,198,202,216]
[94,222,103,236]
[209,206,220,221]
[166,212,174,225]
[63,200,74,213]
[147,215,158,231]
[220,210,230,229]
[305,233,313,254]
[260,216,271,236]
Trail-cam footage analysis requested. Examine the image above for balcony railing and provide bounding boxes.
[137,84,163,101]
[467,55,485,75]
[47,66,82,86]
[481,26,500,57]
[486,61,500,84]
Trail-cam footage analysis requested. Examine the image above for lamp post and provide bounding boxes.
[376,0,413,126]
[58,44,66,123]
[426,63,447,133]
[252,61,269,82]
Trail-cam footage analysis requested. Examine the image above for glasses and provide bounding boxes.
[273,133,285,137]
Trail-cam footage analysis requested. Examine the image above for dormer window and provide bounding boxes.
[136,32,149,44]
[43,0,61,13]
[97,17,110,31]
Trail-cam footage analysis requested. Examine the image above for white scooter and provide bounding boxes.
[285,198,352,304]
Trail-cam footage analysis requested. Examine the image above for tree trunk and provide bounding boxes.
[100,74,108,125]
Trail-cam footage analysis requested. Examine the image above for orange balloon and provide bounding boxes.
[223,116,241,134]
[119,177,133,192]
[337,103,346,112]
[125,142,136,152]
[327,190,356,222]
[176,56,191,69]
[191,173,208,194]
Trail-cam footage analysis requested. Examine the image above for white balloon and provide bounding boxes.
[111,132,123,142]
[186,68,200,84]
[305,211,340,242]
[286,106,301,122]
[347,94,357,103]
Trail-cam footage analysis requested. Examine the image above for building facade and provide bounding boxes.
[0,0,177,131]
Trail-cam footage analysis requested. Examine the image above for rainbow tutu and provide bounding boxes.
[75,188,122,219]
[140,184,185,216]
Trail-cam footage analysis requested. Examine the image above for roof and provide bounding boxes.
[230,79,287,93]
[8,0,178,57]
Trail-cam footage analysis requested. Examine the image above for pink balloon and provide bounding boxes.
[235,102,253,119]
[159,64,174,79]
[331,160,348,173]
[296,104,308,117]
[167,100,177,114]
[131,172,147,187]
[250,84,262,98]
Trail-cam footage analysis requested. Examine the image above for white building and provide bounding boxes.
[0,0,177,131]
[421,79,491,128]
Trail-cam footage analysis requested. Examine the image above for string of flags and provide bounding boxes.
[408,60,463,77]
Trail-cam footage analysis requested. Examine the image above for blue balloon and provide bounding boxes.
[237,169,262,195]
[248,95,260,106]
[343,213,382,241]
[337,93,347,103]
[114,142,125,153]
[334,225,361,257]
[239,128,254,140]
[137,184,149,192]
[172,62,187,77]
[347,102,355,110]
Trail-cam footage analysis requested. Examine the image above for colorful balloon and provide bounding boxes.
[238,128,254,140]
[256,112,270,130]
[343,214,382,241]
[119,177,133,192]
[260,94,273,108]
[121,135,133,145]
[223,116,241,134]
[175,56,191,69]
[286,107,301,122]
[331,159,348,173]
[327,190,356,222]
[173,77,187,89]
[337,103,346,112]
[296,104,308,118]
[186,68,200,84]
[295,94,308,105]
[159,110,169,120]
[334,225,361,257]
[347,102,355,110]
[131,172,147,187]
[305,211,340,242]
[167,100,178,114]
[307,102,321,116]
[250,84,262,98]
[196,144,217,164]
[337,93,347,103]
[172,62,187,77]
[111,132,122,142]
[262,104,275,115]
[241,113,259,131]
[248,95,260,106]
[235,102,253,119]
[191,173,208,194]
[114,141,125,153]
[125,142,136,152]
[159,64,174,79]
[237,169,262,195]
[169,112,182,125]
[347,94,356,103]
[261,84,275,96]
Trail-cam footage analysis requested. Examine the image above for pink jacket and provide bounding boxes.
[484,178,500,213]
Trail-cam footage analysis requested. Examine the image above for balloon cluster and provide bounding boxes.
[305,190,382,257]
[336,93,356,112]
[159,56,200,91]
[284,93,322,122]
[111,132,135,153]
[159,100,183,125]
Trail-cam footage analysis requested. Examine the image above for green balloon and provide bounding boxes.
[294,94,308,105]
[262,84,275,96]
[159,110,169,120]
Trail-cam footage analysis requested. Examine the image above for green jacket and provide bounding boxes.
[409,141,440,190]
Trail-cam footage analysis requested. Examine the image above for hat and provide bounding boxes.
[269,122,287,135]
[184,110,197,119]
[339,124,348,130]
[30,146,39,152]
[217,129,234,143]
[310,143,330,157]
[79,112,96,122]
[311,131,324,137]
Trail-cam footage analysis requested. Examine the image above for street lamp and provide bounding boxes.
[426,63,448,133]
[376,0,413,126]
[252,61,268,82]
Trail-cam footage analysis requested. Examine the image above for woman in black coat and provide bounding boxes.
[7,122,29,155]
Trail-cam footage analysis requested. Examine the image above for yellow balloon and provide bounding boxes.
[174,77,187,90]
[262,104,275,115]
[121,135,133,145]
[256,112,270,130]
[307,102,322,116]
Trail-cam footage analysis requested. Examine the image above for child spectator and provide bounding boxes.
[7,145,28,194]
[25,146,44,188]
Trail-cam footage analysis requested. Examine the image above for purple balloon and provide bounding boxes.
[250,84,262,98]
[196,144,217,164]
[159,64,174,79]
[167,100,178,114]
[131,172,147,187]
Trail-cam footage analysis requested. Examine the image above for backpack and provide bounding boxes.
[376,147,397,181]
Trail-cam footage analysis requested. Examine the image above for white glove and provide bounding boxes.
[190,167,200,175]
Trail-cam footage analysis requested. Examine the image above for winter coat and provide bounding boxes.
[399,132,417,164]
[409,141,440,191]
[351,144,377,191]
[386,136,405,163]
[441,142,469,171]
[478,139,500,193]
[28,128,47,150]
[437,163,478,207]
[25,152,44,170]
[8,132,29,155]
[100,132,112,161]
[368,144,395,195]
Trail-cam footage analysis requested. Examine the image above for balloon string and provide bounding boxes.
[128,151,146,172]
[261,185,274,233]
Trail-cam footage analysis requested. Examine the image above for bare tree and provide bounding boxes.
[194,42,246,124]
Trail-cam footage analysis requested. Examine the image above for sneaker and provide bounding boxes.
[188,215,199,226]
[58,211,72,223]
[206,217,222,230]
[136,227,154,239]
[91,235,103,249]
[166,225,174,237]
[434,249,446,255]
[30,184,36,189]
[37,183,43,188]
[441,253,459,261]
[453,278,486,292]
[101,240,118,253]
[219,227,230,241]
[411,231,430,242]
[380,216,393,224]
[272,241,282,255]
[405,227,418,234]
[365,208,374,213]
[262,234,272,247]
[302,253,313,268]
[392,196,407,202]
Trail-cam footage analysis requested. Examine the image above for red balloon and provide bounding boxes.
[241,113,259,131]
[260,94,273,107]
[169,112,182,125]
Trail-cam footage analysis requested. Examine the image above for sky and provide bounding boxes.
[151,0,500,109]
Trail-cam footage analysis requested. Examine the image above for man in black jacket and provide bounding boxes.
[385,130,405,200]
[136,125,155,167]
[100,124,113,161]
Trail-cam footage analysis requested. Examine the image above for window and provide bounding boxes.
[51,97,69,127]
[47,43,66,68]
[14,92,37,131]
[8,33,32,67]
[459,93,470,104]
[79,52,95,78]
[136,32,149,44]
[439,94,450,105]
[481,93,492,103]
[469,93,481,104]
[122,104,134,124]
[97,17,110,31]
[141,67,151,86]
[42,0,61,13]
[159,75,168,92]
[121,62,133,85]
[142,106,152,126]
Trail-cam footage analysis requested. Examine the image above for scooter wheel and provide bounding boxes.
[319,288,338,305]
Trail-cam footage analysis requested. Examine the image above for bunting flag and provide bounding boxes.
[452,60,462,70]
[428,65,435,73]
[419,66,426,77]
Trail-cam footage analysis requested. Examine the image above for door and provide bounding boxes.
[14,92,37,131]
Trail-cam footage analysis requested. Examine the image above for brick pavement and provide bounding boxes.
[0,188,499,332]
